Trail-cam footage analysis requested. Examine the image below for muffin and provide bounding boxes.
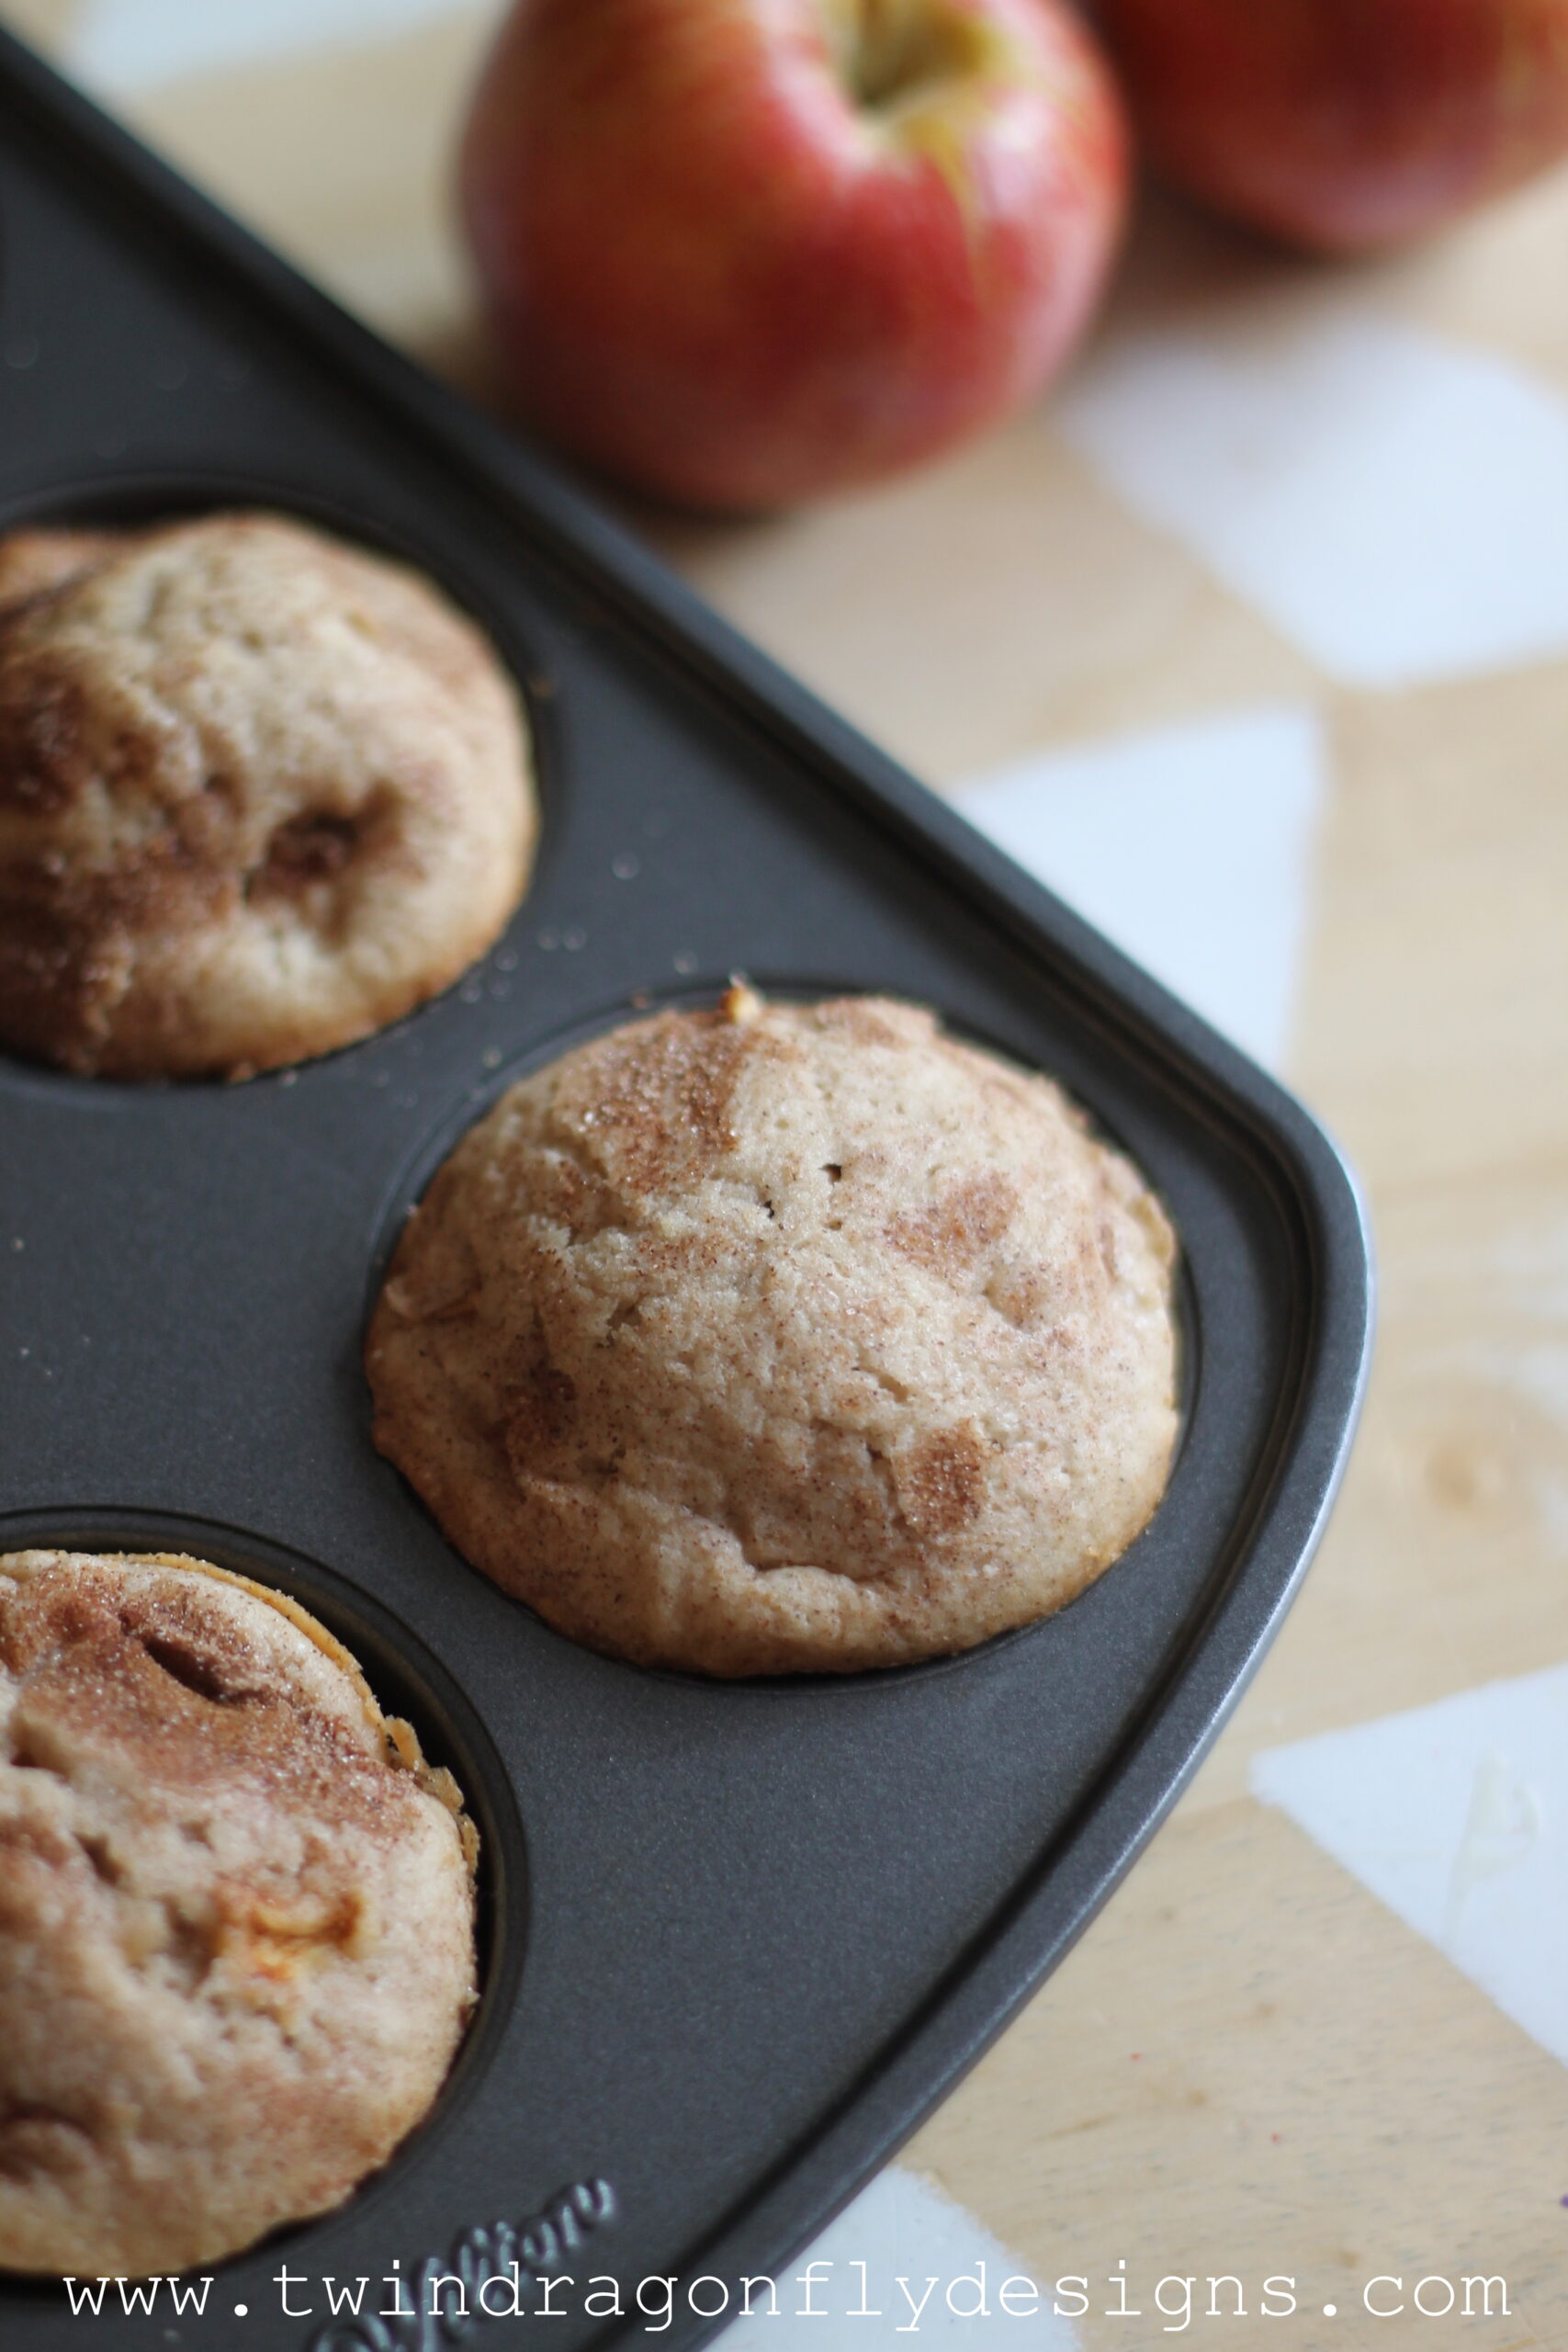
[367,989,1179,1677]
[0,1548,478,2276]
[0,511,536,1079]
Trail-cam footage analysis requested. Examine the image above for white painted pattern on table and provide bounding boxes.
[1057,308,1568,689]
[1253,1664,1568,2070]
[958,704,1325,1074]
[69,0,474,94]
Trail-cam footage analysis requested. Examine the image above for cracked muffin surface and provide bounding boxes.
[0,1549,478,2275]
[0,511,535,1079]
[367,990,1179,1676]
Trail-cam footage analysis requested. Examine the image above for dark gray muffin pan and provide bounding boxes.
[0,28,1371,2352]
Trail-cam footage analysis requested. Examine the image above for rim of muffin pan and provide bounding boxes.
[0,1502,525,2244]
[357,974,1200,1699]
[0,471,556,1093]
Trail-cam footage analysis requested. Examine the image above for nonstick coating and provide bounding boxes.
[0,32,1371,2352]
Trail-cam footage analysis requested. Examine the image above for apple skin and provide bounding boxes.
[459,0,1128,510]
[1093,0,1568,254]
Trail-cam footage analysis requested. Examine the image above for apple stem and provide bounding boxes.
[827,0,982,112]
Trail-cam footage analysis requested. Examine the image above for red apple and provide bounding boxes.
[458,0,1128,509]
[1093,0,1568,254]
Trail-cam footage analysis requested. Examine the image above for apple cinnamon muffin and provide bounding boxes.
[0,511,536,1079]
[367,989,1179,1676]
[0,1548,478,2276]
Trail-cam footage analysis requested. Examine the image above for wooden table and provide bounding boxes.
[6,5,1565,2344]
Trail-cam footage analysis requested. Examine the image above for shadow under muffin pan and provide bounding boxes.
[0,28,1372,2352]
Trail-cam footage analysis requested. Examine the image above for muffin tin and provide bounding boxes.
[0,28,1372,2352]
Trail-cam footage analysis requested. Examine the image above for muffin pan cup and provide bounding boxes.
[0,28,1371,2352]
